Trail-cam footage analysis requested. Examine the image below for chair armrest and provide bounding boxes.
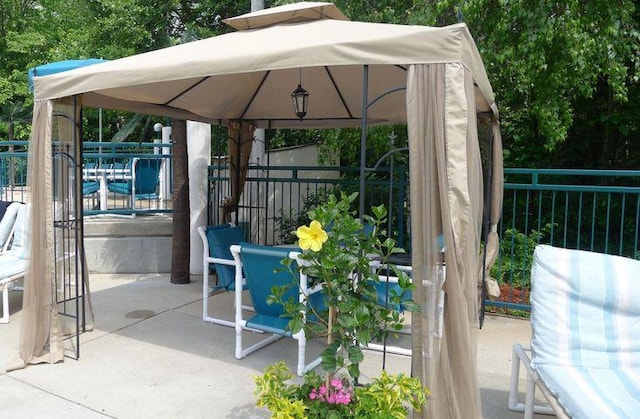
[209,257,235,266]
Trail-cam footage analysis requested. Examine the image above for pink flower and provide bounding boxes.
[309,390,317,400]
[331,379,342,390]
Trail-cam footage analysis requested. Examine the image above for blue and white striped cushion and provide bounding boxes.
[0,202,20,251]
[530,245,640,418]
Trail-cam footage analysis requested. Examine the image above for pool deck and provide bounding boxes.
[0,274,546,418]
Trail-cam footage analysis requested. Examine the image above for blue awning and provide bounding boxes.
[28,59,107,91]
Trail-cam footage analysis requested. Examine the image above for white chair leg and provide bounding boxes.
[1,285,9,324]
[365,342,412,356]
[202,261,210,321]
[296,334,307,377]
[508,344,555,416]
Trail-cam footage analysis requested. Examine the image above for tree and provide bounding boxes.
[170,119,190,284]
[0,101,31,141]
[408,0,640,169]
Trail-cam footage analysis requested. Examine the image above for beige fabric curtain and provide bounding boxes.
[407,63,485,418]
[7,99,63,371]
[221,121,255,223]
[480,122,504,300]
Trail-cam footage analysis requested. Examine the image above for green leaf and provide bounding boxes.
[320,351,337,372]
[347,344,364,364]
[288,318,304,334]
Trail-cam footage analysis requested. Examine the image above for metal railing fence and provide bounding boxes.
[209,164,640,312]
[0,140,172,215]
[207,164,410,249]
[0,141,29,202]
[488,169,640,312]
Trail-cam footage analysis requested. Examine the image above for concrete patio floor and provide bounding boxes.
[0,274,546,418]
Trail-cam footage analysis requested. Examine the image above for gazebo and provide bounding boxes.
[18,3,502,418]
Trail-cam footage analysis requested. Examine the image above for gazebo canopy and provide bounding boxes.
[22,3,503,418]
[33,2,496,128]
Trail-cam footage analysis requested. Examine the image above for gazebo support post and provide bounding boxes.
[358,65,369,217]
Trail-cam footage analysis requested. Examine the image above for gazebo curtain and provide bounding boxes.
[221,121,255,223]
[7,99,64,371]
[408,63,495,418]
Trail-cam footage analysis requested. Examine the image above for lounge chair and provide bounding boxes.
[231,243,323,376]
[509,245,640,418]
[0,201,21,253]
[0,202,29,323]
[197,224,252,328]
[107,157,161,213]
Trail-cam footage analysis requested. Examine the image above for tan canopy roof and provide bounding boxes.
[33,2,497,128]
[223,1,349,30]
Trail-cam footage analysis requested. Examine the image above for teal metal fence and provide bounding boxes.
[207,164,410,249]
[209,164,640,312]
[0,140,173,215]
[0,141,29,202]
[488,168,640,312]
[82,141,173,216]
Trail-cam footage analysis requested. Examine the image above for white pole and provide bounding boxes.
[187,121,211,274]
[161,126,172,200]
[98,108,103,166]
[251,0,265,166]
[249,0,266,242]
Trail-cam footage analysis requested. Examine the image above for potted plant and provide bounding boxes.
[255,192,428,418]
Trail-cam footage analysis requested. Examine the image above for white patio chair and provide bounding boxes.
[509,245,640,418]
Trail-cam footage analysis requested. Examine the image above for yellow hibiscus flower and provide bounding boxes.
[296,220,328,251]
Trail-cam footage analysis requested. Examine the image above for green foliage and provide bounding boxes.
[410,0,640,168]
[352,370,428,418]
[0,0,249,142]
[492,223,554,288]
[254,362,428,419]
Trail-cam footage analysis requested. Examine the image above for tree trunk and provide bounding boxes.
[170,119,190,284]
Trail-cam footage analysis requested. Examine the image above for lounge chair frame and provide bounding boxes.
[231,244,322,376]
[197,225,255,329]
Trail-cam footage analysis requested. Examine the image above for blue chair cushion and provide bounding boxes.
[83,181,100,196]
[239,242,297,318]
[239,243,326,328]
[206,225,245,290]
[372,279,412,312]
